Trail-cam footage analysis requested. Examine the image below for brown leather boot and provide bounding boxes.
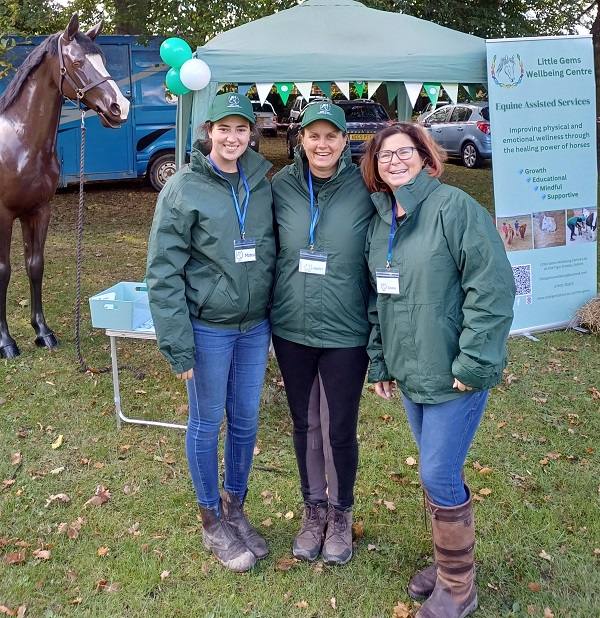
[199,503,256,572]
[221,489,269,559]
[293,502,327,561]
[409,471,467,601]
[415,489,477,618]
[322,505,353,565]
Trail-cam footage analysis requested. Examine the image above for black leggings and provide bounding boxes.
[272,335,368,509]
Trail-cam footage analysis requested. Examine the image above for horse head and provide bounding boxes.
[57,14,130,128]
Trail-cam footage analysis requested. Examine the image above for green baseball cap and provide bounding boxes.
[301,101,346,132]
[207,93,255,124]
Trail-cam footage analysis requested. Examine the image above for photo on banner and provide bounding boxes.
[486,35,597,334]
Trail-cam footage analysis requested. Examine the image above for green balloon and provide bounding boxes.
[160,37,193,69]
[166,68,190,96]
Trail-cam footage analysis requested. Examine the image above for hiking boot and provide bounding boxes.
[322,505,353,565]
[199,503,256,572]
[292,502,327,561]
[408,562,438,600]
[221,489,269,559]
[416,489,477,618]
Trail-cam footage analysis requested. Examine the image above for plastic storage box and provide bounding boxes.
[89,282,151,331]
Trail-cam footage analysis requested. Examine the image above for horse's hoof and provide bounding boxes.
[35,333,60,350]
[0,342,21,359]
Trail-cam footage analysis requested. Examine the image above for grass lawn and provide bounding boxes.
[1,136,599,618]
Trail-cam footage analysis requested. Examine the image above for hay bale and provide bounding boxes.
[576,296,600,334]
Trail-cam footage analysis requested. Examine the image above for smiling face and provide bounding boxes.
[208,116,251,172]
[377,133,425,190]
[301,120,347,178]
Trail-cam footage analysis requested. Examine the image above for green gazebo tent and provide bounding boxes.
[176,0,487,166]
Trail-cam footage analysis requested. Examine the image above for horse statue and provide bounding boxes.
[0,14,129,359]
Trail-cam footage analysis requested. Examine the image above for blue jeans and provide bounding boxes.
[401,390,489,507]
[186,318,271,510]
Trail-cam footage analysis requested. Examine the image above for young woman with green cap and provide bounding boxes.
[271,101,374,565]
[146,92,275,572]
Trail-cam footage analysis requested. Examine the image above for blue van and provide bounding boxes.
[0,35,184,190]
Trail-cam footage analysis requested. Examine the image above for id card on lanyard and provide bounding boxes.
[375,201,400,294]
[209,157,256,263]
[299,170,328,275]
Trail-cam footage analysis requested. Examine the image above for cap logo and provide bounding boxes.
[227,94,241,108]
[318,103,332,116]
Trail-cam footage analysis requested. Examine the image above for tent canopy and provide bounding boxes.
[176,0,486,166]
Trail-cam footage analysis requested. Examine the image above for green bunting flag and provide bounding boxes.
[315,81,331,97]
[275,82,294,105]
[423,83,441,107]
[354,81,365,98]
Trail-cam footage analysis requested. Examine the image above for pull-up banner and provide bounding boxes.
[486,36,597,335]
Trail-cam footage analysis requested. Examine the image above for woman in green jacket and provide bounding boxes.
[146,93,275,573]
[361,123,515,618]
[271,101,374,565]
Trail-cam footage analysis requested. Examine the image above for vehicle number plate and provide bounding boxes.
[349,134,372,141]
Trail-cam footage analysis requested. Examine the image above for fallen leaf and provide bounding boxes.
[406,456,417,466]
[384,500,396,510]
[4,550,26,565]
[539,549,553,562]
[275,557,298,571]
[330,597,337,609]
[544,609,554,618]
[295,601,308,608]
[261,490,273,505]
[2,479,16,490]
[253,446,260,455]
[497,421,507,428]
[51,435,63,449]
[313,562,324,573]
[97,546,110,557]
[283,590,292,599]
[472,461,483,470]
[32,549,51,560]
[261,518,272,527]
[68,598,82,605]
[284,511,294,520]
[49,467,65,475]
[160,570,170,580]
[45,493,70,508]
[588,387,600,400]
[392,601,412,618]
[528,582,541,592]
[479,467,493,475]
[96,580,122,593]
[84,485,111,507]
[352,520,365,539]
[367,544,378,551]
[479,488,492,496]
[11,452,21,466]
[539,458,549,465]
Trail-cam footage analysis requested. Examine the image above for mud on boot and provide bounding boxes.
[221,489,268,559]
[199,503,256,572]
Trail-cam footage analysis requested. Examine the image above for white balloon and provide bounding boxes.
[179,58,212,91]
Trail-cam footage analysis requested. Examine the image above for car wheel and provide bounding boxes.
[286,137,294,159]
[461,142,483,169]
[148,153,176,191]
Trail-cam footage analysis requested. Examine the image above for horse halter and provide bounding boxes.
[57,36,110,105]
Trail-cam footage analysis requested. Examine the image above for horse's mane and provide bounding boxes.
[0,31,104,115]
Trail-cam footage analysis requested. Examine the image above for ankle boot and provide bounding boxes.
[221,489,269,559]
[199,502,256,572]
[293,502,328,561]
[416,488,477,618]
[409,471,467,601]
[322,505,353,565]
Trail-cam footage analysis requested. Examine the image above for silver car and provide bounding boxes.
[251,100,278,136]
[419,102,491,168]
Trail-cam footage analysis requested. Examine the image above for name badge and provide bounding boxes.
[376,268,400,294]
[299,249,327,275]
[234,238,256,263]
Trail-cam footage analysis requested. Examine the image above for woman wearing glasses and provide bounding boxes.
[361,123,514,618]
[271,102,374,565]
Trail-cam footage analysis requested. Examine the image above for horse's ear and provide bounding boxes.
[62,13,79,42]
[86,20,103,42]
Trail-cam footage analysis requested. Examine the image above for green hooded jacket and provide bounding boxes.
[271,146,375,348]
[146,144,275,374]
[366,169,515,403]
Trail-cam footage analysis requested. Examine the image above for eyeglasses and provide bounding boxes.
[375,147,417,163]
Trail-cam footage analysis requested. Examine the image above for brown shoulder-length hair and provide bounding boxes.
[360,122,447,193]
[195,118,256,153]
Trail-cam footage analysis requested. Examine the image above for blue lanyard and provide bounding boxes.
[307,170,320,249]
[209,157,251,239]
[386,201,397,269]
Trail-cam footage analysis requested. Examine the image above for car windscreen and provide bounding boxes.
[341,104,388,122]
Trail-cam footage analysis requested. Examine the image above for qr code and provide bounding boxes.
[512,264,532,296]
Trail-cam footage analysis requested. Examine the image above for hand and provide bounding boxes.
[453,378,472,392]
[374,380,394,400]
[176,369,194,380]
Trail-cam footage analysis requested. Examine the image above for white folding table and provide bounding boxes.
[106,327,187,431]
